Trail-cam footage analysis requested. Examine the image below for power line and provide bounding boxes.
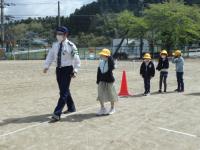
[58,1,60,27]
[7,15,58,17]
[8,14,97,17]
[14,2,57,6]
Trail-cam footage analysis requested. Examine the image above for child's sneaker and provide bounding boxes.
[145,92,151,96]
[174,89,180,92]
[96,108,108,116]
[143,92,147,96]
[179,90,184,93]
[108,108,116,115]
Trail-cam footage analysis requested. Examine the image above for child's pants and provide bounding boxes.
[144,77,150,93]
[176,72,184,91]
[159,72,168,91]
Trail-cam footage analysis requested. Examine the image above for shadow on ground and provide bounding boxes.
[185,92,200,96]
[0,112,105,126]
[0,114,51,126]
[128,91,177,98]
[60,113,103,123]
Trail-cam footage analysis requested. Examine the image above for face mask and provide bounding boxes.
[161,55,166,59]
[101,56,108,61]
[56,35,64,42]
[144,59,149,63]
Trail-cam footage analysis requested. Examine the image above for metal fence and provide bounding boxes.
[3,46,200,60]
[5,49,48,60]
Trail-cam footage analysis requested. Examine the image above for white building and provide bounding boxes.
[112,38,149,57]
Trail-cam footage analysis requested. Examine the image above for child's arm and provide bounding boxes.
[96,67,100,84]
[166,58,169,69]
[151,62,155,77]
[172,57,180,64]
[182,57,185,64]
[156,58,161,71]
[108,56,115,71]
[140,63,143,76]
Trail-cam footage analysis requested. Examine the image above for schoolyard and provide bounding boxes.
[0,59,200,150]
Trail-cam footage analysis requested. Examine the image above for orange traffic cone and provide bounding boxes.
[118,70,132,97]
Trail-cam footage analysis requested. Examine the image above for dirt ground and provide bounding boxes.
[0,59,200,150]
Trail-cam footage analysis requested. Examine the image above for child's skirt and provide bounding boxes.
[97,81,118,102]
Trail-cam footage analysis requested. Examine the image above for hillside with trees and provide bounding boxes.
[4,0,200,55]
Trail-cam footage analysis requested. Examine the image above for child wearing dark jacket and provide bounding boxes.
[96,49,118,116]
[140,53,155,96]
[156,50,169,93]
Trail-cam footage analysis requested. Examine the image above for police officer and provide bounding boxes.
[43,26,81,122]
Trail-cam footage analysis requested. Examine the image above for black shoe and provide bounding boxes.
[164,90,167,93]
[179,90,184,93]
[49,116,60,123]
[158,90,162,93]
[174,89,180,92]
[63,110,76,114]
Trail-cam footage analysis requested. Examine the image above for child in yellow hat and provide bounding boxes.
[140,53,155,96]
[172,50,184,92]
[156,50,169,93]
[96,48,118,116]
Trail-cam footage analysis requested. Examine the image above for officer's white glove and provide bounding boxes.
[71,71,77,78]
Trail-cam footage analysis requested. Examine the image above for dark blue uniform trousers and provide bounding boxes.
[143,76,151,94]
[54,66,76,117]
[176,72,184,91]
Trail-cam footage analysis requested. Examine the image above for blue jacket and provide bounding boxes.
[172,56,184,72]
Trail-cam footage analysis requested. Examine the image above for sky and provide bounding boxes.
[4,0,96,20]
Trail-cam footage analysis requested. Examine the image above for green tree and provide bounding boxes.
[144,1,200,51]
[77,32,110,47]
[108,10,148,58]
[9,23,28,40]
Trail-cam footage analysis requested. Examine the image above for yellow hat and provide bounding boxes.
[174,50,181,57]
[99,48,111,57]
[160,50,168,56]
[143,53,151,59]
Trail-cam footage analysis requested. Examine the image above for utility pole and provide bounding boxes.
[1,0,4,48]
[139,0,144,59]
[58,1,61,27]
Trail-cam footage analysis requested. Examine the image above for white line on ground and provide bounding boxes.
[0,105,99,139]
[158,127,197,138]
[0,123,47,138]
